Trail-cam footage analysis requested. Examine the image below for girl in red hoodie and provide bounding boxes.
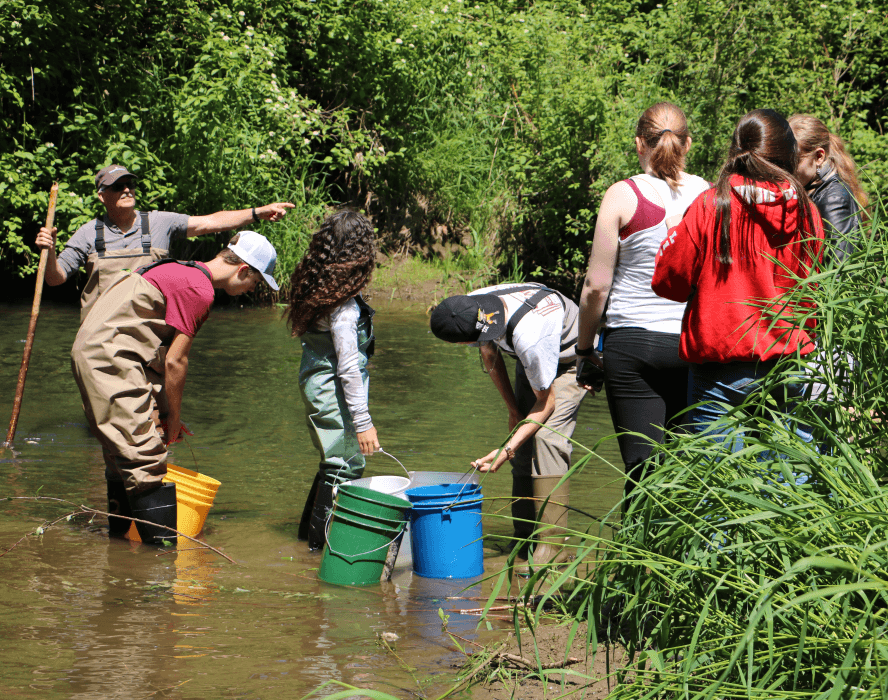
[651,109,824,438]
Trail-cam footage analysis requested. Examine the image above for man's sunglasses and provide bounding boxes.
[104,180,138,193]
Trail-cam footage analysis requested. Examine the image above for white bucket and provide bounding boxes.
[333,475,410,499]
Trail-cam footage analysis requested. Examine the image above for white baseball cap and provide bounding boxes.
[227,231,279,290]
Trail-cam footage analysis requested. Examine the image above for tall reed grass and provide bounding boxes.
[493,203,888,696]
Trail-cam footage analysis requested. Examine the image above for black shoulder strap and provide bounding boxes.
[136,259,213,284]
[505,289,553,350]
[140,211,151,254]
[95,212,150,256]
[485,284,563,350]
[95,218,106,257]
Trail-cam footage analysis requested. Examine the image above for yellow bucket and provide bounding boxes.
[166,479,215,503]
[166,464,221,496]
[126,464,221,542]
[176,491,213,538]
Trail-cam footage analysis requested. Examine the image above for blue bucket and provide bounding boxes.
[406,484,484,579]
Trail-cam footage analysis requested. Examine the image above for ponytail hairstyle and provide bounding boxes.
[636,102,691,192]
[787,114,869,217]
[713,109,816,264]
[286,210,376,337]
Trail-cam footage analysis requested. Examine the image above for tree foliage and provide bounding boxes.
[2,0,885,293]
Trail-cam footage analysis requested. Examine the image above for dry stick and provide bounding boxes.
[449,631,581,671]
[4,182,59,448]
[0,496,237,565]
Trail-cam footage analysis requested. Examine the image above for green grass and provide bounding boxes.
[465,201,888,697]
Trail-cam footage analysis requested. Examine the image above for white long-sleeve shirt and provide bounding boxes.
[312,298,373,431]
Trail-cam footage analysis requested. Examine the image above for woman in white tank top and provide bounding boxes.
[576,102,709,510]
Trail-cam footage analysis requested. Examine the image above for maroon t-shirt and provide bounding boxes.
[142,262,215,337]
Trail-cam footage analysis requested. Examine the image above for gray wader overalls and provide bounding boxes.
[71,259,211,543]
[484,284,584,548]
[297,296,375,550]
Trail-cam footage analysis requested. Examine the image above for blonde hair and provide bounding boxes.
[636,102,690,192]
[788,114,869,215]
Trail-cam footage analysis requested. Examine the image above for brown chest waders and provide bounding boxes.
[72,261,210,544]
[79,212,168,324]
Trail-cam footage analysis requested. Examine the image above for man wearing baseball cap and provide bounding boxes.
[35,163,293,321]
[430,282,588,567]
[70,231,278,544]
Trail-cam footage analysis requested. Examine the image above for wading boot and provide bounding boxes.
[528,475,571,568]
[131,482,178,546]
[298,472,322,541]
[511,475,535,560]
[106,479,132,537]
[307,473,335,552]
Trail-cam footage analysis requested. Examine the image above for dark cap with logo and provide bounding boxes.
[429,295,507,343]
[94,164,136,191]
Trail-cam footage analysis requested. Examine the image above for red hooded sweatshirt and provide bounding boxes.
[651,175,824,364]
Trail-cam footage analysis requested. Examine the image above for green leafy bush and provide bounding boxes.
[2,0,884,294]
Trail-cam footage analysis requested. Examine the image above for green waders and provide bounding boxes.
[298,297,375,550]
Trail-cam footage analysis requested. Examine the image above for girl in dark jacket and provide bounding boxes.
[788,114,868,264]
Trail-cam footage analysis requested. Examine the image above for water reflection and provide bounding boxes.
[0,300,624,697]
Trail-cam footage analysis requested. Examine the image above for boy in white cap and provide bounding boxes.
[71,231,278,544]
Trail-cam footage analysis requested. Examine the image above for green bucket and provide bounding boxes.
[319,508,405,586]
[334,502,406,530]
[336,483,412,520]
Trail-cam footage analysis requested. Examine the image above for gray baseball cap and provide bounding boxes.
[94,164,136,190]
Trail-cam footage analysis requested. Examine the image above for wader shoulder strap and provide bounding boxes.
[94,212,151,256]
[139,211,151,254]
[136,258,213,285]
[485,284,566,351]
[95,218,106,256]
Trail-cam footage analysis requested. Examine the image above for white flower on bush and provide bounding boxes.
[265,98,272,103]
[395,37,403,44]
[239,10,245,16]
[409,43,415,48]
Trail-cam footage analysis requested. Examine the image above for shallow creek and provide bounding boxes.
[0,300,624,699]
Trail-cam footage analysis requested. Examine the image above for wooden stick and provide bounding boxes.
[4,183,59,447]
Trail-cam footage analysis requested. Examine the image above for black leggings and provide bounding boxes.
[602,327,689,497]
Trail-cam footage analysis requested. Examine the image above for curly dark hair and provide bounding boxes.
[286,210,376,336]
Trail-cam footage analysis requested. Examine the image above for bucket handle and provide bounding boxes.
[376,448,411,480]
[438,465,482,511]
[324,509,405,559]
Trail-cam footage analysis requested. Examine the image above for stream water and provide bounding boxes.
[0,299,624,699]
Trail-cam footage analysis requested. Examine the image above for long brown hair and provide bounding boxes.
[286,210,376,336]
[788,114,869,215]
[713,109,816,264]
[636,102,690,192]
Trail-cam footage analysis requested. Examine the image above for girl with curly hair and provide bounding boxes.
[288,210,379,551]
